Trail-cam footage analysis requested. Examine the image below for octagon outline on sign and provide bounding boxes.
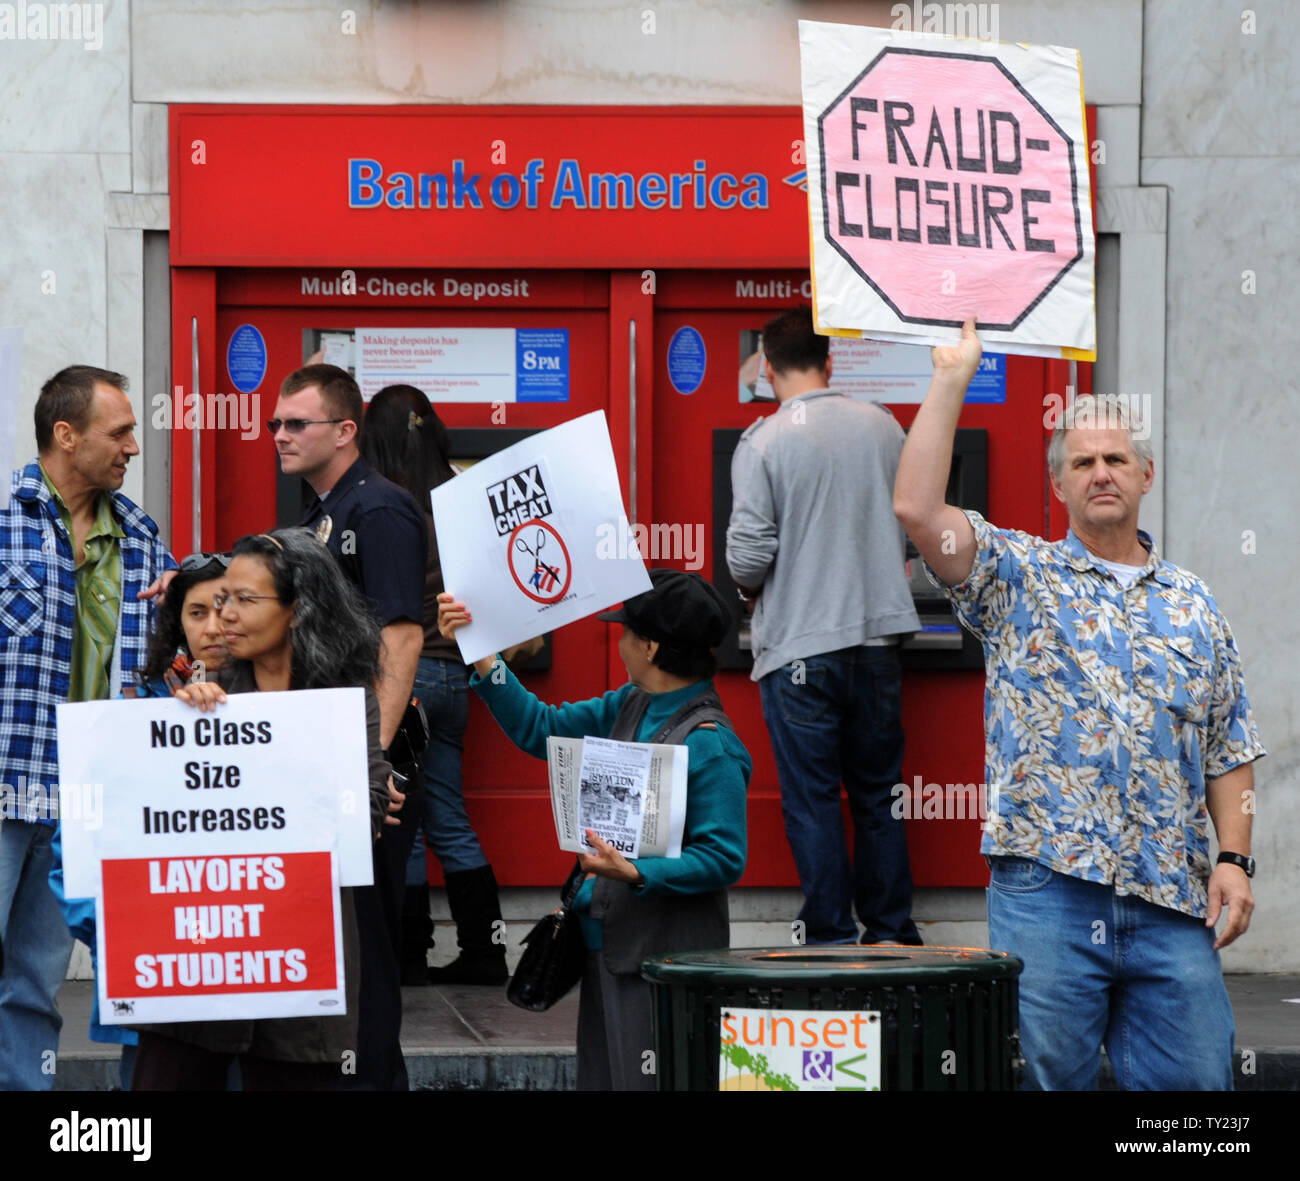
[816,46,1085,332]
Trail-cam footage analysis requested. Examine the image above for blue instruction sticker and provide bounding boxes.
[226,324,267,394]
[516,329,569,402]
[667,326,707,395]
[965,352,1006,404]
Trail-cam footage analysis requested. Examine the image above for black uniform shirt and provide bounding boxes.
[300,455,427,627]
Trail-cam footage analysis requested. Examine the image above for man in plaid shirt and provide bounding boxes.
[0,366,174,1089]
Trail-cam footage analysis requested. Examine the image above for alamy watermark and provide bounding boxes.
[594,521,703,571]
[151,388,262,441]
[0,3,104,50]
[890,2,999,41]
[891,776,992,823]
[1043,389,1152,442]
[1,778,103,827]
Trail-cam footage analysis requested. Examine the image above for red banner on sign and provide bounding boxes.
[100,852,338,1000]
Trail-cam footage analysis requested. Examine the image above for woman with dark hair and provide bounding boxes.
[362,385,507,985]
[129,529,394,1090]
[136,552,232,691]
[49,552,233,1088]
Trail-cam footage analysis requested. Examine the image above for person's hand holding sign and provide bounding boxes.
[930,315,983,386]
[436,591,497,678]
[580,829,643,887]
[173,680,227,712]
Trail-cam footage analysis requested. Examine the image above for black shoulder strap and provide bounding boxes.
[649,690,733,746]
[608,688,652,742]
[610,686,734,746]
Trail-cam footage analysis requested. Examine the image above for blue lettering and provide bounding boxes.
[638,172,666,209]
[420,172,449,208]
[491,173,522,209]
[589,172,635,209]
[452,160,483,208]
[349,158,384,208]
[669,173,690,208]
[740,174,769,209]
[709,172,738,209]
[385,171,415,209]
[551,159,587,209]
[522,158,545,208]
[694,160,706,208]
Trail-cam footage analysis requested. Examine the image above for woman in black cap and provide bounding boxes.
[438,569,751,1090]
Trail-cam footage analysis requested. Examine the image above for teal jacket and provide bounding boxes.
[471,664,751,947]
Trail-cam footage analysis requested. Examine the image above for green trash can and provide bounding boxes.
[642,945,1022,1091]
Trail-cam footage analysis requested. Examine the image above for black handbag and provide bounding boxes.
[506,861,587,1012]
[385,696,430,787]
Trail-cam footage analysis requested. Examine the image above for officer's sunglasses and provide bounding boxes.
[266,417,345,435]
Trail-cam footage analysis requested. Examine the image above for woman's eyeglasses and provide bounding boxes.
[213,591,280,611]
[179,552,231,574]
[266,418,345,435]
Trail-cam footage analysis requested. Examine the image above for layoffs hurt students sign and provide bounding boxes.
[57,691,373,1023]
[800,21,1095,360]
[433,411,652,665]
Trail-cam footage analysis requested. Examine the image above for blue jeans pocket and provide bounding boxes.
[767,659,833,727]
[987,855,1055,893]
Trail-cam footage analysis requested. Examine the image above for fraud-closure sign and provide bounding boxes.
[433,411,651,665]
[800,21,1095,360]
[57,690,373,1023]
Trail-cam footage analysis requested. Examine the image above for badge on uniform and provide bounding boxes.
[315,515,333,544]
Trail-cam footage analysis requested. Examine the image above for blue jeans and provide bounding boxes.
[987,856,1235,1090]
[405,657,482,884]
[759,645,919,945]
[0,820,74,1089]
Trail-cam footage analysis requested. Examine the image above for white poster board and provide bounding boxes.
[56,690,375,898]
[56,690,374,1023]
[432,411,652,665]
[800,20,1095,359]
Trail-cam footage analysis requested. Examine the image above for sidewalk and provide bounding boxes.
[51,974,1300,1091]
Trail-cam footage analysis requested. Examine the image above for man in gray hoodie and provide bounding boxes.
[726,306,921,945]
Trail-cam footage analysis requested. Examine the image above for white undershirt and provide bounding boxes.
[1088,551,1145,588]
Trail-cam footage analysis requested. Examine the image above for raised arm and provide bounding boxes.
[893,317,983,587]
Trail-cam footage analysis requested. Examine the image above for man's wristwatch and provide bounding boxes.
[1216,851,1255,878]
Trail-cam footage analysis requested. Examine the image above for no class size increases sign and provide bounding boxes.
[56,691,376,1022]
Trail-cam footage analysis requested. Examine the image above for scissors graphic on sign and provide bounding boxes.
[515,528,562,591]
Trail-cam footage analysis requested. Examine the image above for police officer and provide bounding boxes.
[271,363,427,1090]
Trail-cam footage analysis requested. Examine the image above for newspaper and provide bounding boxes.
[546,735,689,859]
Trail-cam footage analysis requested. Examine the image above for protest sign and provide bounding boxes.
[95,850,344,1023]
[800,20,1095,360]
[56,690,373,1022]
[432,410,652,664]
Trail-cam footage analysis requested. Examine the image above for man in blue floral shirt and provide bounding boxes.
[895,321,1263,1090]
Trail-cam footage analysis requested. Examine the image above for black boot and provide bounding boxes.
[399,884,434,986]
[427,865,509,985]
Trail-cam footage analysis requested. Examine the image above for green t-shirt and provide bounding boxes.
[41,463,123,702]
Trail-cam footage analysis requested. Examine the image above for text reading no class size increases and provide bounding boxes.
[141,718,287,836]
